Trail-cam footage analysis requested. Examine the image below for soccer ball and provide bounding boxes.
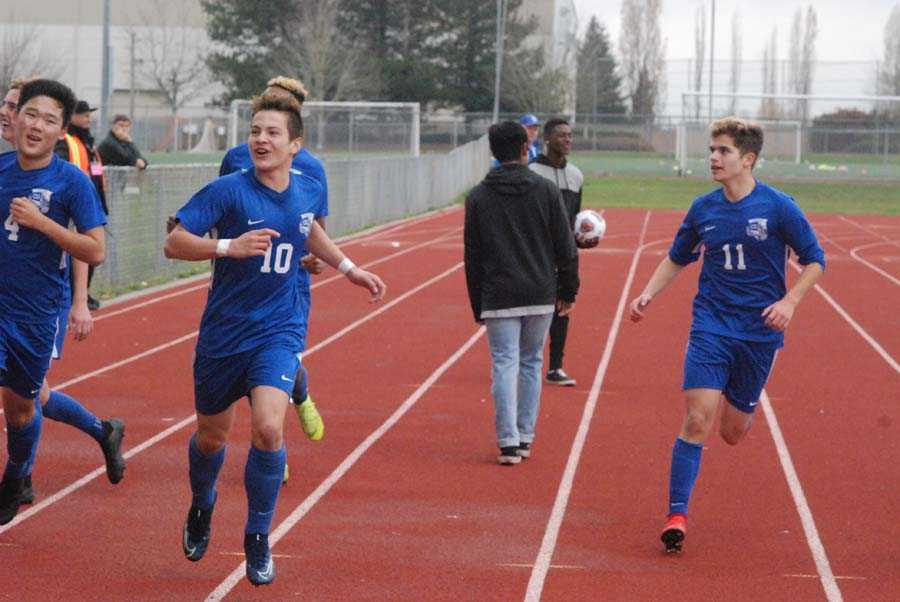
[574,210,606,243]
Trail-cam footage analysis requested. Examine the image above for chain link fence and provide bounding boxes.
[90,135,490,295]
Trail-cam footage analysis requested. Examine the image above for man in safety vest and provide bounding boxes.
[55,100,107,310]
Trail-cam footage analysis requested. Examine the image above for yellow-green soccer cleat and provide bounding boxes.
[296,396,324,441]
[282,463,289,485]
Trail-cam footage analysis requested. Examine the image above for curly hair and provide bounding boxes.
[251,93,304,140]
[710,116,764,166]
[265,76,309,105]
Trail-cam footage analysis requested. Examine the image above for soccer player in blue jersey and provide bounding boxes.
[0,79,108,524]
[219,76,327,453]
[628,117,825,553]
[0,79,126,508]
[166,94,385,586]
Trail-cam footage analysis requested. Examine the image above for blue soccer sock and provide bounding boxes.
[188,433,226,510]
[291,364,309,404]
[244,445,286,534]
[42,390,105,443]
[4,402,43,481]
[668,437,704,516]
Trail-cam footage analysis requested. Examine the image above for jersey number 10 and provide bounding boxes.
[722,243,746,270]
[261,242,294,274]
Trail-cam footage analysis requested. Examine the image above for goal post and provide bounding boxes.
[228,100,420,157]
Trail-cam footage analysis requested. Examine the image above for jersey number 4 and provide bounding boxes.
[722,243,746,270]
[261,242,294,274]
[4,215,19,241]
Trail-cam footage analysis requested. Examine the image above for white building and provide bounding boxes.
[517,0,579,113]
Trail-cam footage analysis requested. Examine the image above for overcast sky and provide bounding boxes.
[572,0,896,62]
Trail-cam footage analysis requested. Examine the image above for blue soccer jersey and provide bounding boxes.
[668,181,825,346]
[0,154,106,323]
[175,169,324,358]
[220,144,329,294]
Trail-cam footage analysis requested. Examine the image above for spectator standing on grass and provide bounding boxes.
[464,121,579,465]
[55,100,107,310]
[530,118,596,387]
[98,114,148,170]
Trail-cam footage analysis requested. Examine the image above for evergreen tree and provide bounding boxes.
[576,17,625,115]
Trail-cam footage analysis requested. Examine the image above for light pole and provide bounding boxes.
[708,0,716,123]
[492,0,508,123]
[101,0,111,131]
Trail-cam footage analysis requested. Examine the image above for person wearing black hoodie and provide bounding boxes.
[55,100,107,310]
[464,121,579,465]
[530,117,597,387]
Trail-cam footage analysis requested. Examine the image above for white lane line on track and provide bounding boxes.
[93,221,463,323]
[525,211,653,602]
[205,326,486,601]
[760,390,843,602]
[790,261,899,373]
[849,242,900,287]
[0,259,464,532]
[838,215,898,243]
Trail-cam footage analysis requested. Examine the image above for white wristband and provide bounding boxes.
[215,238,232,258]
[338,257,356,274]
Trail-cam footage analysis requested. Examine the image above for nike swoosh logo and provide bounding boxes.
[704,225,716,231]
[280,375,293,382]
[248,218,265,225]
[258,558,274,579]
[183,531,197,556]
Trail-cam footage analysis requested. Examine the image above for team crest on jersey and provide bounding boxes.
[746,218,768,241]
[299,212,314,235]
[30,188,53,214]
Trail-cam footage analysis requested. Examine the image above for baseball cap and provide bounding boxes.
[74,100,98,114]
[519,114,540,126]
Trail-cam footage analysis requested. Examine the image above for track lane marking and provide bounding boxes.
[524,211,653,602]
[205,326,486,601]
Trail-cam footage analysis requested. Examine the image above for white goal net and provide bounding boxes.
[229,100,420,157]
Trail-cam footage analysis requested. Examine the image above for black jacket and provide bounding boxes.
[464,163,579,322]
[98,133,147,167]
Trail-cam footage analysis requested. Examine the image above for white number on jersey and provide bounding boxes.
[722,243,746,270]
[261,242,294,274]
[4,215,19,241]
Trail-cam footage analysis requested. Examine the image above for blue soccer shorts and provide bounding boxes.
[0,317,56,399]
[682,330,780,413]
[52,305,71,360]
[193,337,303,416]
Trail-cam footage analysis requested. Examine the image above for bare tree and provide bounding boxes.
[759,27,780,119]
[692,3,706,119]
[270,0,380,101]
[129,0,212,151]
[0,14,64,89]
[877,4,900,117]
[728,11,742,115]
[619,0,667,117]
[788,6,817,121]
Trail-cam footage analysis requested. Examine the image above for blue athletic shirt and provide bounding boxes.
[668,181,825,346]
[0,153,106,323]
[220,144,328,294]
[175,169,324,358]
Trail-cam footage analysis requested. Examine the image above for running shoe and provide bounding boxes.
[545,369,576,386]
[245,532,276,586]
[296,396,324,441]
[661,513,687,553]
[100,419,126,484]
[182,496,216,562]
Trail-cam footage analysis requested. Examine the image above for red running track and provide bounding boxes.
[3,208,898,601]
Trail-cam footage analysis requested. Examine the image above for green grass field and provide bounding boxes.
[573,152,900,215]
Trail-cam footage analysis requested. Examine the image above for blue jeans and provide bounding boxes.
[485,313,553,448]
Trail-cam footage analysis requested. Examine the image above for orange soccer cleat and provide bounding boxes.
[661,513,687,553]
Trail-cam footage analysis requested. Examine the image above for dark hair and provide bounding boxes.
[489,121,527,163]
[17,79,77,127]
[251,94,304,140]
[543,117,569,138]
[710,116,764,166]
[112,114,132,125]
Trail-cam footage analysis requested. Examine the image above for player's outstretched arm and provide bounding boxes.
[305,221,386,301]
[762,261,824,332]
[68,258,94,341]
[10,197,105,265]
[164,224,279,261]
[629,256,685,322]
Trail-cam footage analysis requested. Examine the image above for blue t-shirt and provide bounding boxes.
[668,181,825,346]
[175,169,324,358]
[220,144,329,294]
[0,154,106,323]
